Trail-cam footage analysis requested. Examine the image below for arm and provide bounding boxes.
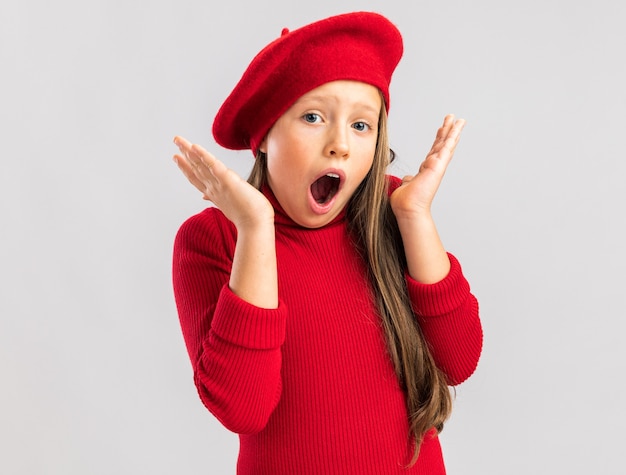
[389,115,482,383]
[390,114,463,284]
[172,138,284,433]
[173,136,278,308]
[405,253,482,385]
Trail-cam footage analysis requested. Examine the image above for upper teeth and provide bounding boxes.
[326,173,339,179]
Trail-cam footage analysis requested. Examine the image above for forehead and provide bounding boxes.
[292,80,382,113]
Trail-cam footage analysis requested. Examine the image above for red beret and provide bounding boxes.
[212,11,404,155]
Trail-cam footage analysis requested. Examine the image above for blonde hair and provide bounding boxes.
[248,98,452,466]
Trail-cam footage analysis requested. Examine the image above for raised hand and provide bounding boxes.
[389,114,465,283]
[390,114,465,220]
[173,136,274,230]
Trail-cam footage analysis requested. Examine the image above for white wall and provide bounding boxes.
[1,0,624,473]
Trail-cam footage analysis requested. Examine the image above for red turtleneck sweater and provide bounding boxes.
[172,176,482,474]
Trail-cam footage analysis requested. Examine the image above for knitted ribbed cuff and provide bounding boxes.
[211,285,287,349]
[405,252,471,317]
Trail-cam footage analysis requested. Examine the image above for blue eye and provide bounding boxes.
[352,121,369,132]
[303,113,320,123]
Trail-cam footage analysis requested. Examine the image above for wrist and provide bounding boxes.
[235,213,275,235]
[393,207,434,229]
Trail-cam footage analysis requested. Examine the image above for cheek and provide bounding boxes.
[265,162,282,192]
[356,153,376,180]
[266,157,298,199]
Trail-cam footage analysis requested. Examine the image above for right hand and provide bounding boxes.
[173,136,274,230]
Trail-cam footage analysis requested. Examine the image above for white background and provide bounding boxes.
[1,0,625,473]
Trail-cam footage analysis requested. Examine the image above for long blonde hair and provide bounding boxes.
[248,99,452,466]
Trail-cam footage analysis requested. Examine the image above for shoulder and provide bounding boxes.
[174,206,236,256]
[386,174,402,195]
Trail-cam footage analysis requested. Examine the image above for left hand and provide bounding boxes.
[390,114,465,220]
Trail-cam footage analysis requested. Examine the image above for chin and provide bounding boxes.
[293,211,338,229]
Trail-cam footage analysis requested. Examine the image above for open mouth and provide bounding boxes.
[310,172,341,204]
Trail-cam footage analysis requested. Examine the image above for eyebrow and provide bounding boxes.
[296,94,381,116]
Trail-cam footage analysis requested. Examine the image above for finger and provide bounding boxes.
[421,120,464,172]
[173,136,208,173]
[439,114,455,137]
[174,138,221,189]
[429,114,455,154]
[439,118,465,157]
[185,146,215,181]
[190,143,220,173]
[173,143,204,180]
[190,143,232,182]
[173,153,212,196]
[430,117,465,159]
[173,135,194,161]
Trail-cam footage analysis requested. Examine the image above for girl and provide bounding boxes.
[172,11,482,475]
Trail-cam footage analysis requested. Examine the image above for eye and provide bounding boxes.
[303,113,321,123]
[352,121,370,132]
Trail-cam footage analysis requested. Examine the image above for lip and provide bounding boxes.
[307,168,346,215]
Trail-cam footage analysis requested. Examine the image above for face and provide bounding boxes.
[259,80,381,228]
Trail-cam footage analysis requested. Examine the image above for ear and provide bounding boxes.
[258,136,268,154]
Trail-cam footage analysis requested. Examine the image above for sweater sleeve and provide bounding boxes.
[172,208,287,434]
[406,252,483,386]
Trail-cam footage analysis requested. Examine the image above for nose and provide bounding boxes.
[324,125,349,159]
